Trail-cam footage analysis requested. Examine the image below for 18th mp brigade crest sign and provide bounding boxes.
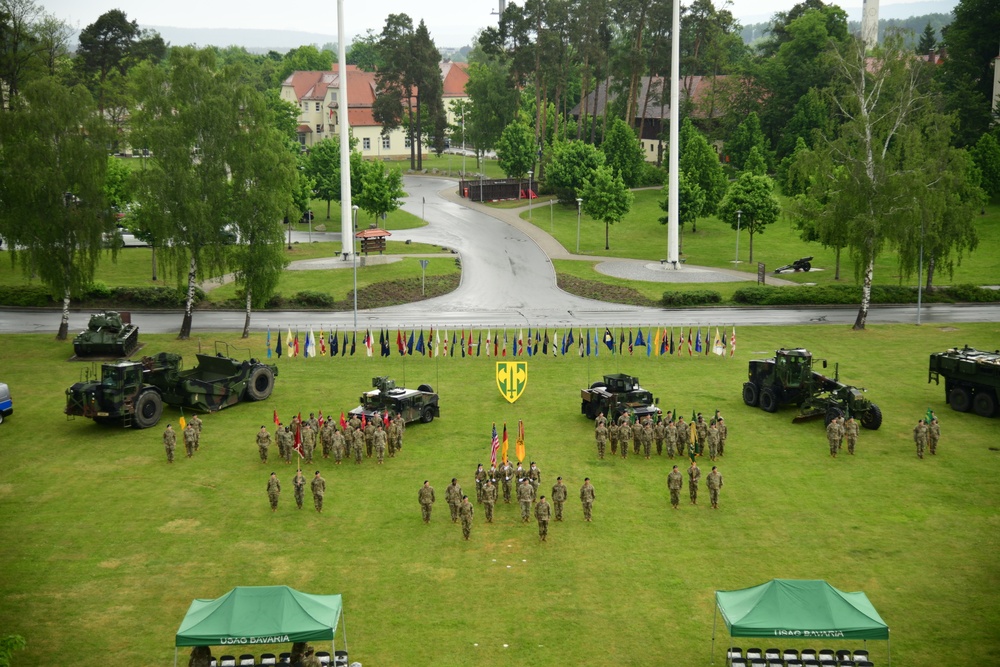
[496,362,528,403]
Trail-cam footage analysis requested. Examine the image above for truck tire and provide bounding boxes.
[742,382,759,407]
[245,366,275,401]
[759,386,779,413]
[420,405,435,423]
[825,406,843,426]
[417,384,434,394]
[860,403,883,430]
[949,387,971,412]
[133,391,163,429]
[582,401,596,420]
[973,391,997,418]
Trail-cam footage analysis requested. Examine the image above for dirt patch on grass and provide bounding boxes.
[556,273,659,307]
[159,519,201,534]
[0,483,12,496]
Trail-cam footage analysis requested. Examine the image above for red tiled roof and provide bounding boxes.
[297,124,312,133]
[440,61,469,97]
[355,228,391,238]
[346,108,378,127]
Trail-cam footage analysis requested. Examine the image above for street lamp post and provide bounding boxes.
[352,205,359,329]
[528,170,533,220]
[735,209,742,264]
[479,155,484,202]
[462,108,466,176]
[576,197,583,254]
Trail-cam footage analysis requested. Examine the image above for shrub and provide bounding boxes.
[107,286,203,307]
[291,291,335,308]
[636,162,667,187]
[943,284,998,303]
[82,282,112,300]
[0,285,53,307]
[661,290,722,306]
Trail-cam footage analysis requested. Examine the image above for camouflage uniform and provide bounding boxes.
[293,471,306,509]
[275,424,286,462]
[373,425,387,463]
[474,465,488,503]
[653,420,666,456]
[189,414,203,450]
[528,463,541,498]
[487,465,500,486]
[580,479,595,521]
[183,424,197,458]
[163,425,176,463]
[364,421,376,458]
[300,424,316,464]
[688,463,701,504]
[827,419,842,457]
[534,498,551,541]
[706,423,720,461]
[310,472,326,512]
[595,423,608,459]
[695,416,708,455]
[667,467,683,509]
[844,417,859,455]
[706,468,724,509]
[418,482,435,523]
[387,420,400,457]
[665,420,677,458]
[675,419,691,461]
[351,429,364,464]
[331,429,346,464]
[459,497,474,540]
[632,420,642,455]
[641,423,653,458]
[551,479,568,521]
[595,413,607,428]
[320,422,334,459]
[445,480,463,523]
[619,425,629,460]
[281,427,293,464]
[256,426,271,463]
[913,420,928,459]
[717,418,728,456]
[608,422,619,456]
[348,415,362,432]
[517,479,535,522]
[499,461,515,503]
[266,474,281,511]
[394,414,405,450]
[307,415,319,435]
[928,419,940,455]
[482,479,497,523]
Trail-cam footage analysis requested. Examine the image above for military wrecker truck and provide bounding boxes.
[928,346,1000,417]
[743,348,882,429]
[349,376,440,424]
[581,373,662,422]
[65,344,278,429]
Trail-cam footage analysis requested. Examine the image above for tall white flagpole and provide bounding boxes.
[666,0,681,265]
[338,0,354,260]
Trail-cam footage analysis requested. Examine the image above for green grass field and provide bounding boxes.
[0,322,998,666]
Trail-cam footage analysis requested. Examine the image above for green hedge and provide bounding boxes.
[0,285,54,307]
[661,290,723,306]
[732,283,998,306]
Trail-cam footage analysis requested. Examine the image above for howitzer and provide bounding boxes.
[773,256,813,274]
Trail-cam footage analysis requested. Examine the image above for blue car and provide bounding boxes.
[0,382,12,424]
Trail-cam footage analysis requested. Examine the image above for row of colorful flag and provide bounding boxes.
[489,421,526,466]
[266,325,737,360]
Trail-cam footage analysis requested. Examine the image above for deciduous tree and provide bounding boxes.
[581,164,633,250]
[545,139,605,204]
[717,171,780,263]
[601,117,645,188]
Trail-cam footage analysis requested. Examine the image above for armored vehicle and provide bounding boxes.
[743,348,882,429]
[73,311,140,358]
[928,346,1000,417]
[65,344,277,429]
[0,382,12,424]
[581,373,661,422]
[349,376,439,424]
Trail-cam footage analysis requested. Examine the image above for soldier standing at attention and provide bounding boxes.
[667,465,683,509]
[364,418,376,458]
[535,495,551,541]
[310,470,326,513]
[183,422,198,458]
[275,422,286,462]
[695,413,708,456]
[928,417,941,455]
[688,460,701,505]
[459,495,475,540]
[387,418,400,458]
[475,464,488,503]
[580,478,596,522]
[394,412,406,451]
[293,469,306,510]
[913,419,928,459]
[320,420,334,459]
[163,424,176,463]
[844,416,859,455]
[373,422,387,464]
[608,421,619,456]
[348,413,361,432]
[641,421,653,459]
[653,418,666,456]
[282,426,294,464]
[499,459,514,503]
[595,420,608,459]
[482,477,497,523]
[517,478,535,523]
[308,412,319,435]
[826,417,841,458]
[551,476,568,521]
[717,416,728,456]
[632,418,643,456]
[256,425,271,463]
[351,427,364,464]
[446,478,463,523]
[514,462,526,486]
[301,422,316,464]
[189,414,203,451]
[619,422,629,460]
[706,466,724,509]
[707,420,720,462]
[665,417,677,459]
[266,472,281,512]
[595,411,607,428]
[487,462,499,486]
[331,426,346,465]
[528,462,542,498]
[418,480,435,523]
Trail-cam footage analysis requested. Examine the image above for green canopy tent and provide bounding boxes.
[174,585,346,666]
[712,579,889,665]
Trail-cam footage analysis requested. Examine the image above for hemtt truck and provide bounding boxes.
[65,346,277,429]
[581,373,661,422]
[928,346,1000,417]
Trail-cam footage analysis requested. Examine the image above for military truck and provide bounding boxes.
[65,344,277,429]
[743,348,882,429]
[581,373,661,422]
[73,311,140,358]
[349,376,439,424]
[928,346,1000,417]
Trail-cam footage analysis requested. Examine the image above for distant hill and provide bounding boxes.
[142,25,340,53]
[741,6,955,46]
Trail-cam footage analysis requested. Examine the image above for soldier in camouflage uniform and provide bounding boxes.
[387,418,400,457]
[183,423,198,458]
[667,465,683,509]
[595,421,608,459]
[580,478,595,521]
[695,414,708,456]
[619,423,629,460]
[266,472,281,512]
[282,426,294,464]
[163,424,176,463]
[499,459,515,503]
[928,417,940,455]
[707,420,720,461]
[348,413,361,432]
[608,421,619,456]
[595,411,607,428]
[373,422,387,464]
[300,422,316,464]
[535,495,551,541]
[632,418,643,455]
[487,463,499,487]
[653,418,666,456]
[418,480,435,523]
[307,413,319,435]
[665,418,677,459]
[675,417,690,461]
[256,425,271,463]
[446,478,463,523]
[320,421,334,459]
[310,470,326,512]
[913,419,928,459]
[293,469,306,509]
[351,427,365,464]
[364,418,376,458]
[717,416,728,456]
[706,465,724,509]
[826,417,842,458]
[528,462,541,498]
[551,476,568,521]
[641,421,653,459]
[394,413,405,451]
[331,426,346,464]
[474,464,488,503]
[517,478,535,523]
[844,416,859,455]
[459,495,474,540]
[482,478,497,523]
[189,414,203,451]
[274,422,286,462]
[688,460,701,505]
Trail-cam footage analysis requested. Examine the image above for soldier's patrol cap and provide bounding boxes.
[557,476,562,480]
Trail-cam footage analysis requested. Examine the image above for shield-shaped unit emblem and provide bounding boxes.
[496,361,528,403]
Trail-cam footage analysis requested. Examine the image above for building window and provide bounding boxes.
[363,137,371,150]
[315,102,321,112]
[382,136,391,150]
[316,124,323,134]
[404,135,412,149]
[298,133,306,146]
[649,143,655,152]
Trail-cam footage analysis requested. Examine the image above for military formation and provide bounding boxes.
[263,469,327,513]
[593,410,728,463]
[254,411,406,466]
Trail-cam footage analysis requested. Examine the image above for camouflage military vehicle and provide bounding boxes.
[72,311,140,358]
[581,373,661,422]
[743,348,882,429]
[349,376,440,424]
[928,346,1000,417]
[65,344,277,429]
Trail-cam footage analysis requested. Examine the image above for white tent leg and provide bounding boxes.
[173,647,177,667]
[341,608,348,657]
[711,604,718,664]
[887,634,891,667]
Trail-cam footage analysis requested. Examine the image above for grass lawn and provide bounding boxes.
[380,153,507,180]
[0,322,997,666]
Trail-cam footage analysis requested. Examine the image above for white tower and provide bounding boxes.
[861,0,879,50]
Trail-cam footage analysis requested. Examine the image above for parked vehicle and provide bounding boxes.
[928,346,1000,417]
[581,373,661,422]
[0,382,12,424]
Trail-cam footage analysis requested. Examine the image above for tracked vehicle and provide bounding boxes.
[72,311,140,357]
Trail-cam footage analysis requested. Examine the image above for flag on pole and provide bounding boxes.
[502,329,508,357]
[397,329,405,356]
[619,329,626,354]
[330,329,338,356]
[695,327,702,354]
[490,423,500,467]
[647,328,653,357]
[677,329,684,356]
[287,326,294,358]
[586,329,592,356]
[416,330,425,355]
[566,329,575,355]
[579,329,586,356]
[179,407,187,431]
[654,328,661,357]
[460,330,466,357]
[501,423,509,463]
[294,330,300,357]
[319,327,326,356]
[518,329,524,357]
[318,410,325,428]
[339,412,347,430]
[363,330,372,357]
[515,420,526,463]
[450,331,456,357]
[273,409,279,426]
[407,330,415,355]
[434,328,441,357]
[635,328,645,351]
[527,328,533,357]
[442,329,449,357]
[593,328,599,357]
[603,328,615,352]
[687,328,694,356]
[379,329,385,355]
[542,330,549,355]
[350,331,356,356]
[730,325,737,358]
[276,329,283,358]
[713,327,725,355]
[266,326,272,359]
[628,329,634,355]
[342,331,348,356]
[468,331,474,357]
[302,329,310,358]
[476,330,482,357]
[307,328,317,358]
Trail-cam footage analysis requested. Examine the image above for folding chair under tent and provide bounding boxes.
[711,579,890,666]
[174,585,347,666]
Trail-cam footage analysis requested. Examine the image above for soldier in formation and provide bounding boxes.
[183,422,198,458]
[595,420,608,459]
[913,419,928,459]
[641,420,653,459]
[418,480,435,523]
[458,495,474,540]
[667,465,683,509]
[475,464,488,503]
[373,422,387,464]
[487,462,499,487]
[293,469,306,510]
[928,417,940,455]
[274,422,286,462]
[608,420,619,456]
[163,424,176,463]
[311,470,326,512]
[499,459,514,503]
[535,495,551,541]
[631,417,642,456]
[580,478,595,522]
[619,422,629,460]
[256,425,271,463]
[695,413,708,456]
[446,478,463,522]
[320,420,334,459]
[517,478,535,523]
[331,426,346,464]
[595,411,607,428]
[717,416,728,456]
[653,418,666,456]
[514,462,526,486]
[707,420,720,461]
[688,460,701,505]
[482,477,497,523]
[300,422,316,464]
[364,418,376,458]
[189,414,203,450]
[826,417,843,458]
[388,415,401,457]
[351,426,365,464]
[528,462,541,498]
[706,466,724,509]
[551,476,568,521]
[266,472,281,512]
[665,417,677,459]
[844,416,859,455]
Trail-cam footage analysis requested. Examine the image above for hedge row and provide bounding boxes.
[0,284,205,308]
[660,290,723,306]
[732,284,998,306]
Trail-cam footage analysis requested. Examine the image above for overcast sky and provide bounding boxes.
[44,0,947,47]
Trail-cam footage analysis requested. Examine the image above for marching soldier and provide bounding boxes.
[580,478,595,522]
[717,416,728,456]
[459,495,474,540]
[394,413,406,451]
[928,417,940,455]
[310,470,326,513]
[688,460,701,505]
[844,416,859,455]
[535,495,551,541]
[551,476,568,521]
[266,472,281,512]
[446,478,463,523]
[706,465,724,509]
[293,469,306,510]
[163,424,176,463]
[482,477,497,523]
[475,464,488,503]
[183,422,198,458]
[256,425,271,463]
[913,419,928,459]
[387,417,400,457]
[418,480,435,523]
[275,422,287,462]
[667,465,683,509]
[487,462,499,486]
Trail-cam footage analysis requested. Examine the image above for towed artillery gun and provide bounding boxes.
[349,376,440,425]
[72,311,140,357]
[773,256,813,274]
[928,346,1000,417]
[743,348,882,429]
[581,373,661,422]
[65,343,278,429]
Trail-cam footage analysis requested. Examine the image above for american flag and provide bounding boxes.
[490,423,500,467]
